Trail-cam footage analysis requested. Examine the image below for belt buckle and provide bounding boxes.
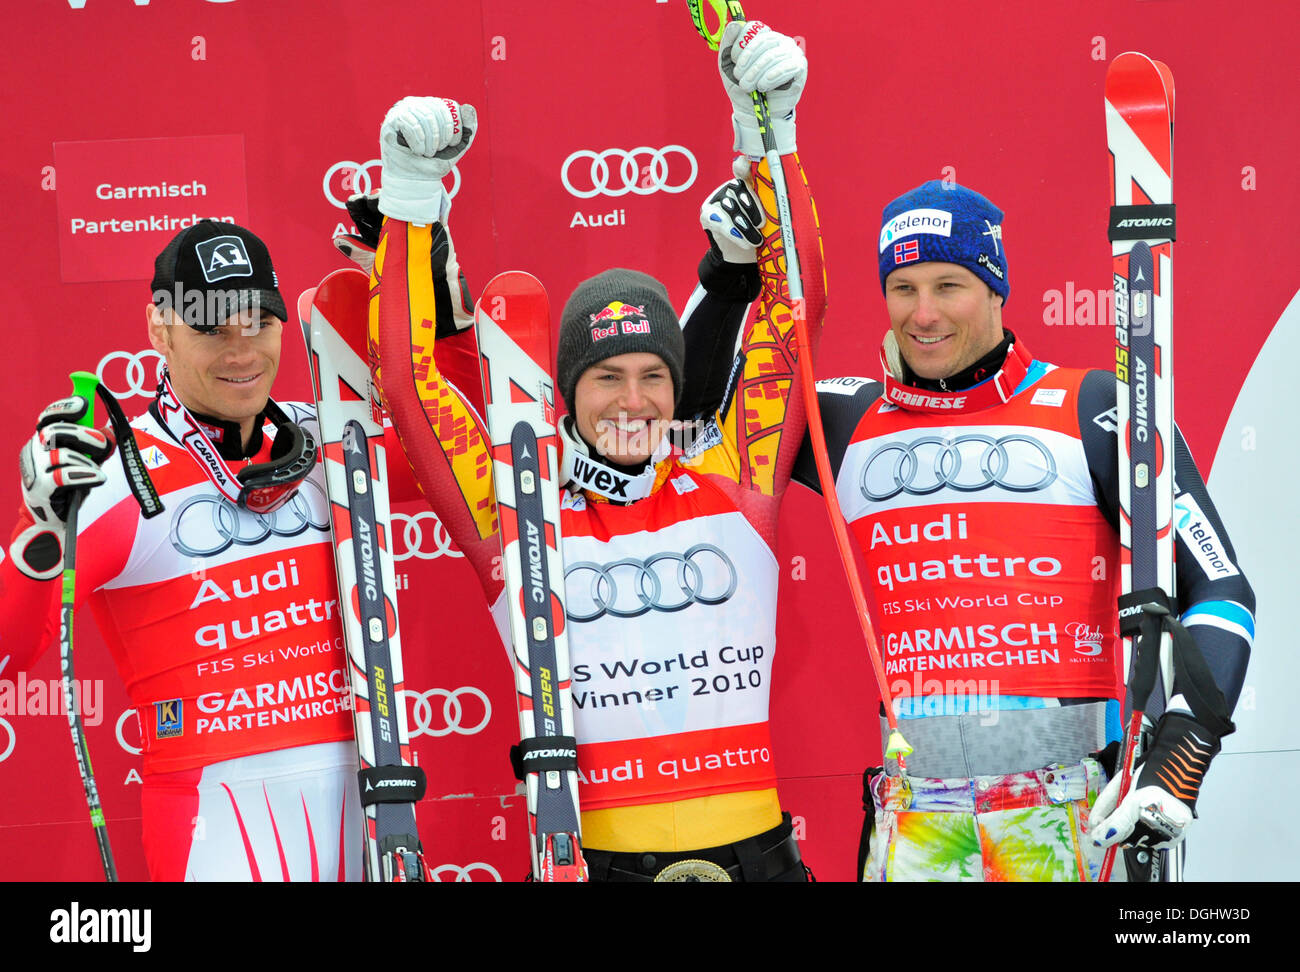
[652,859,733,882]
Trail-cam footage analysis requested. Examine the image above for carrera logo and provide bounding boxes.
[188,434,233,487]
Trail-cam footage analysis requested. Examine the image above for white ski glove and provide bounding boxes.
[13,395,114,580]
[1090,711,1222,852]
[699,173,765,265]
[378,96,477,225]
[719,21,807,157]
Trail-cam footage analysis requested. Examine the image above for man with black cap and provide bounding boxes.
[2,220,372,880]
[373,18,825,880]
[686,179,1254,881]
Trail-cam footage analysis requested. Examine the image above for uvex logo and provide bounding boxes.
[571,455,630,497]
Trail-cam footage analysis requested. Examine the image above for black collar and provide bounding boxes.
[150,396,265,460]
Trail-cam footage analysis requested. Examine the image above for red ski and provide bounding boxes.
[299,269,431,881]
[1104,51,1177,883]
[474,271,587,881]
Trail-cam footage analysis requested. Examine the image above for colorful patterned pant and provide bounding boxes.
[863,759,1107,882]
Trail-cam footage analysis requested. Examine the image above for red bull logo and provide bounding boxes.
[588,300,646,325]
[588,300,650,342]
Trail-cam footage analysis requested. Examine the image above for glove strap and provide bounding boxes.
[96,383,164,519]
[1117,588,1235,739]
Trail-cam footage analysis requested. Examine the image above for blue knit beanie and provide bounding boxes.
[877,180,1009,303]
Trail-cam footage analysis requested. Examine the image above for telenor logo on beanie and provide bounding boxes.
[879,208,953,253]
[195,235,255,283]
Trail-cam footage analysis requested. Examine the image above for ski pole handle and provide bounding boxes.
[69,371,100,428]
[687,0,732,50]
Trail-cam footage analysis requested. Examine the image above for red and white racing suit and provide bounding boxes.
[2,400,361,880]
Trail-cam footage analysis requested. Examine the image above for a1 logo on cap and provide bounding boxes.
[195,235,254,283]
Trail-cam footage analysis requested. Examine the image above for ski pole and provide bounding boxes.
[686,0,910,767]
[60,370,116,882]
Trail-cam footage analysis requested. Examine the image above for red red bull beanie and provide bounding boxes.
[556,268,685,414]
[877,181,1009,303]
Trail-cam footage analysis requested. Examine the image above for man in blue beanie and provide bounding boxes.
[682,179,1254,881]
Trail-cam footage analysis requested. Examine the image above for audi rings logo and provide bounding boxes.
[0,718,14,763]
[391,511,463,562]
[430,862,502,882]
[323,159,460,208]
[169,479,330,558]
[401,687,491,737]
[560,146,697,199]
[97,349,165,400]
[565,544,737,622]
[859,433,1058,501]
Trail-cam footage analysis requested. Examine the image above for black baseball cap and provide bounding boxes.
[151,219,287,330]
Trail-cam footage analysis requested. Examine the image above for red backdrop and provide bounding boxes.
[1,0,1293,882]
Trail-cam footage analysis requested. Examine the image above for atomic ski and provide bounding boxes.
[299,268,431,881]
[474,271,587,881]
[1104,52,1177,883]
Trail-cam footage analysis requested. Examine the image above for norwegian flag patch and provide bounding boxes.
[894,240,919,265]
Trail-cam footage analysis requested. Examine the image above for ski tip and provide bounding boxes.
[479,269,547,293]
[296,287,318,327]
[1107,51,1173,84]
[312,266,370,293]
[474,271,551,329]
[311,267,369,314]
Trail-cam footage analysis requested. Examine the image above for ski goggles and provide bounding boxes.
[155,373,317,515]
[235,400,318,513]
